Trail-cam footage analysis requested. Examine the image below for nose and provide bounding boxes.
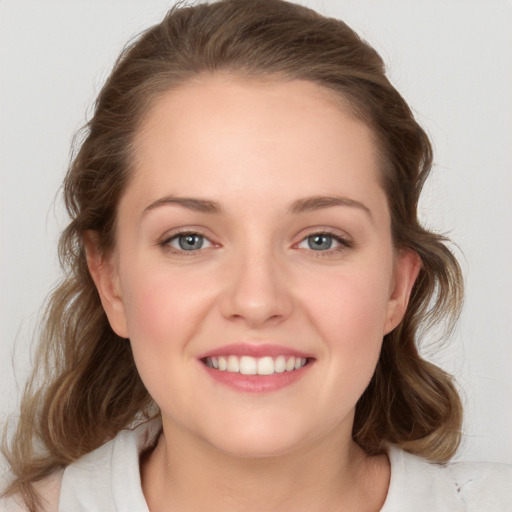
[219,246,293,329]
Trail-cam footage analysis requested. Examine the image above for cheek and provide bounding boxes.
[299,263,392,383]
[117,257,223,383]
[279,263,393,430]
[121,268,210,345]
[118,264,214,408]
[302,265,392,339]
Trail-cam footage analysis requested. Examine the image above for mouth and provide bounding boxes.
[198,343,314,392]
[202,355,310,376]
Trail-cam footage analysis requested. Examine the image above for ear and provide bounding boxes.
[83,231,129,338]
[384,249,422,335]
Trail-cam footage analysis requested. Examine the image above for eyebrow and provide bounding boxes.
[143,196,222,215]
[142,194,372,220]
[288,195,373,220]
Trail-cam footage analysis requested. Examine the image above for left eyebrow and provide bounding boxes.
[288,195,373,221]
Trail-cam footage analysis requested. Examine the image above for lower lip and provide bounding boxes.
[201,362,312,393]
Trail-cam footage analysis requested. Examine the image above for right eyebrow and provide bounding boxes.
[142,195,222,216]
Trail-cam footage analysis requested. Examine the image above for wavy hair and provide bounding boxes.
[2,0,463,509]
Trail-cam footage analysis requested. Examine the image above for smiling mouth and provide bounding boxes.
[202,355,310,376]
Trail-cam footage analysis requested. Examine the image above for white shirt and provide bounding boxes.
[2,419,511,511]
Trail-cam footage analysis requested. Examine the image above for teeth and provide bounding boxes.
[227,355,239,372]
[257,356,274,375]
[274,355,286,373]
[239,356,257,375]
[295,358,307,370]
[206,355,308,375]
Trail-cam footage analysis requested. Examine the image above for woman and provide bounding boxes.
[2,1,511,510]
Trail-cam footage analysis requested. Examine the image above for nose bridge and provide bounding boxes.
[220,232,292,327]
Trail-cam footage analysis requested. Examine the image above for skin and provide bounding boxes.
[86,74,420,512]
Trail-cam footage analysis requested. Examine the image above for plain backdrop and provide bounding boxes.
[1,0,511,465]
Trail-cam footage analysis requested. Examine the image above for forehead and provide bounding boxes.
[125,74,386,217]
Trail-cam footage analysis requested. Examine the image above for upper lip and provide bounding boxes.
[197,343,314,359]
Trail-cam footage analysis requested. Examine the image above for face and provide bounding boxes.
[88,74,419,458]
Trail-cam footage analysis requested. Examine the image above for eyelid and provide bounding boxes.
[158,227,219,254]
[168,233,213,250]
[293,228,355,253]
[294,227,353,244]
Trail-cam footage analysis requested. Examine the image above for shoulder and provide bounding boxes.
[58,418,160,511]
[382,446,512,512]
[0,470,63,512]
[445,458,512,510]
[1,418,159,512]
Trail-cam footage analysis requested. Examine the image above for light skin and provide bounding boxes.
[86,74,420,512]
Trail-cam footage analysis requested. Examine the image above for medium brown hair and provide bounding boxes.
[2,0,463,509]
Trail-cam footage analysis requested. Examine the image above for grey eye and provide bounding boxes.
[169,233,211,251]
[297,233,351,253]
[180,234,203,250]
[306,234,333,250]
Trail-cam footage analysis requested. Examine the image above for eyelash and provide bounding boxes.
[158,230,354,257]
[158,230,216,256]
[296,230,354,257]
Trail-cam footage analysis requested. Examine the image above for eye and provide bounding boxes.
[164,232,213,252]
[297,232,351,252]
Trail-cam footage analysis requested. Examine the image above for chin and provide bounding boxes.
[198,413,318,459]
[211,433,305,459]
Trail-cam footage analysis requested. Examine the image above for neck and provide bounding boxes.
[141,419,390,512]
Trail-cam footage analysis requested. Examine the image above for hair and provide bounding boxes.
[2,0,464,509]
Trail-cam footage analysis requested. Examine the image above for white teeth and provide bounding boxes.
[257,356,274,375]
[239,356,257,375]
[205,355,308,375]
[274,355,286,373]
[285,357,295,372]
[227,355,239,372]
